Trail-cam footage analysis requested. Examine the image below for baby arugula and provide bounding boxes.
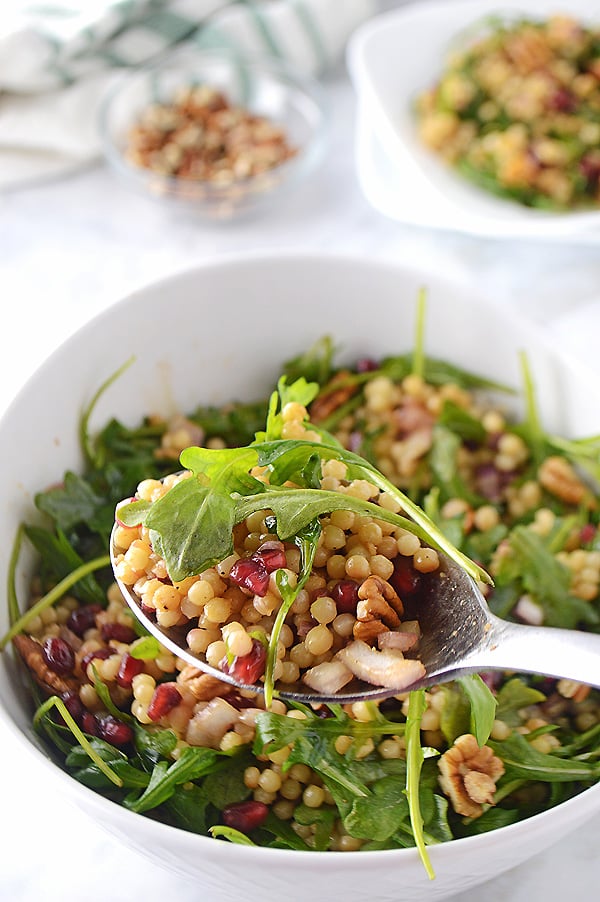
[117,379,490,587]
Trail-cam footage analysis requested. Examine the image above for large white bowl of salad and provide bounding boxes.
[0,253,599,902]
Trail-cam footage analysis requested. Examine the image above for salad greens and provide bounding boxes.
[3,314,600,877]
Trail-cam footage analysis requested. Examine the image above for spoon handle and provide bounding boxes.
[469,617,600,689]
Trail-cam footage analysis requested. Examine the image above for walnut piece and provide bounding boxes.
[438,733,505,818]
[538,455,591,506]
[309,371,357,423]
[177,667,235,701]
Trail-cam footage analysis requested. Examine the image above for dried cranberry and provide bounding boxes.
[98,715,134,747]
[330,579,359,614]
[140,603,157,620]
[147,683,182,721]
[222,638,266,685]
[66,604,102,637]
[229,557,270,596]
[222,800,269,833]
[389,556,421,597]
[116,652,145,688]
[81,647,113,672]
[81,711,100,736]
[580,155,600,189]
[100,622,137,644]
[42,637,75,675]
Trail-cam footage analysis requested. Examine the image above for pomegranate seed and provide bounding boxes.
[580,155,600,187]
[147,683,182,721]
[60,690,84,723]
[67,604,102,637]
[140,602,157,620]
[474,462,510,503]
[98,715,134,747]
[253,542,287,573]
[81,711,100,736]
[116,652,145,688]
[580,523,596,545]
[356,357,378,373]
[42,637,75,675]
[81,647,113,672]
[330,579,359,614]
[100,622,137,644]
[229,557,270,596]
[549,88,576,112]
[223,692,256,710]
[222,638,266,685]
[389,556,421,598]
[222,800,269,833]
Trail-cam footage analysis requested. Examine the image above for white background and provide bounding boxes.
[2,2,600,900]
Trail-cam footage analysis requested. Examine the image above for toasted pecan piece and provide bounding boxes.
[12,634,79,696]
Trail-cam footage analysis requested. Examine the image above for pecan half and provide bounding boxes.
[438,733,505,818]
[538,455,592,507]
[358,575,404,617]
[177,667,234,702]
[12,634,79,696]
[309,371,357,423]
[353,619,389,644]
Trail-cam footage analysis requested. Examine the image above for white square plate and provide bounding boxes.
[347,0,600,241]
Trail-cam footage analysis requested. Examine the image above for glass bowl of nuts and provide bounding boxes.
[99,46,328,219]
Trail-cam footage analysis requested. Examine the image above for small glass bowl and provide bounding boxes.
[99,46,328,220]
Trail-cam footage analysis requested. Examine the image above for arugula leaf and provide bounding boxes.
[457,674,497,746]
[23,525,106,605]
[344,775,410,841]
[494,525,598,628]
[491,733,600,783]
[405,691,435,880]
[125,746,221,814]
[495,678,546,726]
[35,472,105,534]
[282,336,336,387]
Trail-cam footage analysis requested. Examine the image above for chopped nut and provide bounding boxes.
[353,619,389,644]
[538,455,592,506]
[309,372,358,423]
[12,634,79,696]
[438,733,505,818]
[358,575,404,616]
[177,667,234,701]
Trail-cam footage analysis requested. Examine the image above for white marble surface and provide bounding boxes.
[2,9,600,900]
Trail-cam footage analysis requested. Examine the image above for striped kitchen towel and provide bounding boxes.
[0,0,376,189]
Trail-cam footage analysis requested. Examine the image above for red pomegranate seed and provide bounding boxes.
[81,647,113,672]
[42,637,75,675]
[356,357,379,373]
[389,556,421,597]
[116,652,145,688]
[81,711,100,736]
[580,523,596,545]
[330,579,359,614]
[222,800,269,833]
[60,690,84,723]
[100,622,137,644]
[222,638,266,685]
[147,683,182,721]
[66,604,102,638]
[549,88,576,112]
[253,543,287,573]
[229,557,270,596]
[98,715,134,747]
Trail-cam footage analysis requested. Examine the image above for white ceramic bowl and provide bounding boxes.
[1,253,599,902]
[347,0,600,241]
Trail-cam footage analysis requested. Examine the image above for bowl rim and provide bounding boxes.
[97,45,330,199]
[1,249,599,866]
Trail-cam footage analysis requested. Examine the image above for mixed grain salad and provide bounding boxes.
[3,323,600,875]
[415,14,600,210]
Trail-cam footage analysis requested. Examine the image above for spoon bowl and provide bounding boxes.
[111,528,600,703]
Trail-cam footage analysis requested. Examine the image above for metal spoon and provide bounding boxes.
[111,529,600,704]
